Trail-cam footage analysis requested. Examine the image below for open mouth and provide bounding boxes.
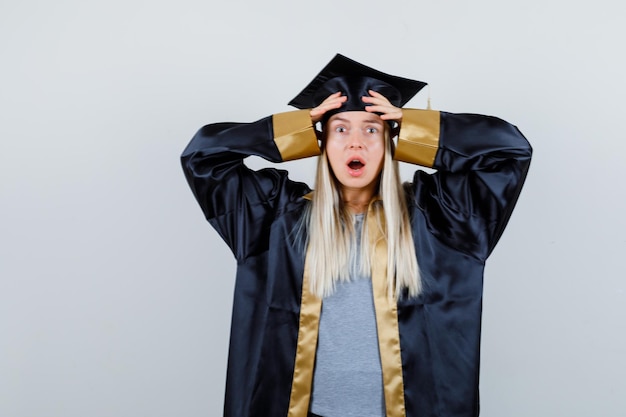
[348,159,365,170]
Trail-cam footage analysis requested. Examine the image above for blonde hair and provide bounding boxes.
[304,125,421,299]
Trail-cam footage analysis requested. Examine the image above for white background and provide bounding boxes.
[1,1,624,416]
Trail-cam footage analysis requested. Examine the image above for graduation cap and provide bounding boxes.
[288,53,427,120]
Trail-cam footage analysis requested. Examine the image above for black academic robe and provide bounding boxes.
[181,109,532,417]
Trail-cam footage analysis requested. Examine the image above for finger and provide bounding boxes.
[368,90,385,97]
[365,90,392,105]
[365,108,402,118]
[364,91,401,117]
[318,92,344,106]
[364,105,402,121]
[378,111,403,121]
[362,97,394,111]
[365,103,401,114]
[324,91,343,100]
[311,96,346,115]
[318,93,346,107]
[310,93,347,122]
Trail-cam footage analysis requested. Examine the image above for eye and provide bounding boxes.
[334,126,347,133]
[366,127,379,134]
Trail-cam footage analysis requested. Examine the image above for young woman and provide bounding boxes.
[181,54,532,417]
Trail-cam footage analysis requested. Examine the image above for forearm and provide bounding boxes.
[397,109,532,259]
[395,109,532,173]
[180,110,317,259]
[181,110,319,167]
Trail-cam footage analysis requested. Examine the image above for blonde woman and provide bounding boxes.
[181,54,532,417]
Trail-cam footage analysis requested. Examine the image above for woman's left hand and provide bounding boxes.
[362,90,403,123]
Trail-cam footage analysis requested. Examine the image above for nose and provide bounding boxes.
[348,131,364,149]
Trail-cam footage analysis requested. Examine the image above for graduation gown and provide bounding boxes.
[181,109,532,417]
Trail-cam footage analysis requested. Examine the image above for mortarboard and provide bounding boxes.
[288,54,427,120]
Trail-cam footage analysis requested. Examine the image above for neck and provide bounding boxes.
[341,187,376,214]
[344,201,369,214]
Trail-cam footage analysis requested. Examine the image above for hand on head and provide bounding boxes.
[310,92,347,123]
[362,90,403,123]
[310,90,403,124]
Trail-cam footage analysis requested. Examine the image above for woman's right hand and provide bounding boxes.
[310,92,347,124]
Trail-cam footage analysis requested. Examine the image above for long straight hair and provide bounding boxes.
[304,124,421,299]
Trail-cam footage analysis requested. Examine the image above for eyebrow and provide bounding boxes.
[330,116,383,125]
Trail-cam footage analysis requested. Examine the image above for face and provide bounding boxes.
[324,111,386,197]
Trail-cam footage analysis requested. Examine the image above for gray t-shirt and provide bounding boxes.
[310,214,385,417]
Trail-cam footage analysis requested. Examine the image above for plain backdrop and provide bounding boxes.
[1,1,624,416]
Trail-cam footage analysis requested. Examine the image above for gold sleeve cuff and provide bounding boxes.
[395,109,441,168]
[273,110,321,161]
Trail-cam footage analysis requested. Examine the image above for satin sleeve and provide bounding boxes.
[396,109,533,261]
[180,110,320,261]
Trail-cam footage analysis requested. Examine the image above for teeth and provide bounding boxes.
[348,160,364,169]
